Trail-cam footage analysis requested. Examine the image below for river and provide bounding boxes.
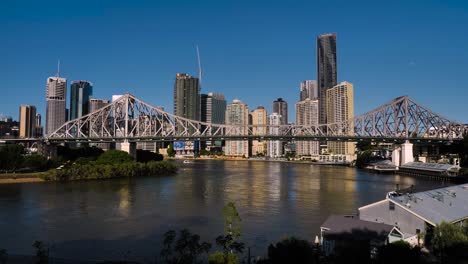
[0,160,450,261]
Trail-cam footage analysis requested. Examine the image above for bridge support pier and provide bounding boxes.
[120,141,136,159]
[392,140,414,167]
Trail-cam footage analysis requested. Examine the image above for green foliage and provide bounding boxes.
[21,154,49,171]
[377,240,422,264]
[96,150,134,165]
[356,141,375,152]
[32,240,48,264]
[167,143,176,157]
[56,145,104,161]
[0,249,7,264]
[266,237,315,264]
[136,149,163,163]
[199,149,210,156]
[215,202,244,263]
[160,229,211,264]
[356,150,373,168]
[208,251,238,264]
[42,160,177,181]
[431,221,468,252]
[0,144,24,172]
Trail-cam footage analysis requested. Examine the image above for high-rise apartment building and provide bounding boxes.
[89,98,110,113]
[174,73,200,121]
[295,98,320,157]
[201,93,226,150]
[19,105,36,138]
[300,80,318,101]
[317,33,337,125]
[326,81,355,158]
[70,81,93,120]
[46,76,67,135]
[225,99,249,157]
[250,106,267,156]
[267,113,283,158]
[35,113,43,138]
[273,98,288,125]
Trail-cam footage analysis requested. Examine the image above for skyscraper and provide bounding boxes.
[250,106,267,156]
[295,98,319,157]
[300,80,318,101]
[35,113,43,138]
[89,98,110,113]
[174,73,200,121]
[70,80,93,120]
[19,105,36,138]
[273,98,288,125]
[326,81,355,159]
[317,33,337,125]
[46,76,67,135]
[225,99,249,157]
[267,112,283,158]
[201,93,226,150]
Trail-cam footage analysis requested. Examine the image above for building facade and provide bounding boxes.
[267,113,283,158]
[70,80,93,120]
[326,81,355,159]
[89,98,110,113]
[273,98,288,125]
[201,93,226,150]
[35,113,43,138]
[317,33,337,125]
[225,99,249,157]
[46,77,67,135]
[174,73,200,121]
[250,106,267,156]
[19,105,36,138]
[300,80,318,101]
[295,99,320,157]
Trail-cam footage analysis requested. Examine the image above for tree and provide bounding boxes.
[167,144,176,157]
[377,240,422,264]
[96,150,134,165]
[0,144,24,172]
[431,221,468,260]
[160,229,211,264]
[22,154,49,171]
[32,240,49,264]
[266,237,316,264]
[356,150,373,168]
[208,251,238,264]
[0,249,7,264]
[215,202,245,263]
[136,149,163,163]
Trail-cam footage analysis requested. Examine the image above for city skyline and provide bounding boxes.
[2,0,468,124]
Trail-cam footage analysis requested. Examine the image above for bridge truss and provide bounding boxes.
[47,94,466,143]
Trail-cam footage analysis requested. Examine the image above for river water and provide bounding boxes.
[0,160,450,261]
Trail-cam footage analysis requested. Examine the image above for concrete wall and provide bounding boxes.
[359,200,426,235]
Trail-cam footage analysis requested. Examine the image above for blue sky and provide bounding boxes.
[1,0,468,123]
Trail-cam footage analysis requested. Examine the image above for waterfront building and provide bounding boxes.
[267,112,283,158]
[273,98,288,125]
[46,76,67,135]
[201,92,226,150]
[19,105,36,138]
[317,33,337,125]
[89,98,110,113]
[300,80,318,101]
[326,81,355,161]
[225,99,249,157]
[70,80,93,120]
[250,106,267,156]
[295,98,320,157]
[359,183,468,245]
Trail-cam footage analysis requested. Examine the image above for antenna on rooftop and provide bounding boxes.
[57,59,61,77]
[196,45,202,90]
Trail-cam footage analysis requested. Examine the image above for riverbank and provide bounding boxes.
[0,172,46,184]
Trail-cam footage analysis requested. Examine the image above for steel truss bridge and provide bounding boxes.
[46,94,466,144]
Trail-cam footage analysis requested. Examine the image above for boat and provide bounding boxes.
[183,160,193,164]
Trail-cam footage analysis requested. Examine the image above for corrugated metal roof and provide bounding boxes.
[389,183,468,225]
[321,215,394,237]
[400,162,458,172]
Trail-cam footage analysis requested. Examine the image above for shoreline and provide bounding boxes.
[0,172,45,184]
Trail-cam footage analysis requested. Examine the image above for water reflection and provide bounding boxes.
[0,160,451,260]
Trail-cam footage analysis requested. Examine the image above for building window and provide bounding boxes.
[389,201,395,210]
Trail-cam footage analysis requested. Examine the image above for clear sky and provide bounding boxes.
[2,0,468,123]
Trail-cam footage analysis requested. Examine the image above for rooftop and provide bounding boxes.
[400,162,458,172]
[388,183,468,225]
[321,215,394,240]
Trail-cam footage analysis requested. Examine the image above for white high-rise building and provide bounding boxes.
[295,98,320,157]
[250,106,267,156]
[225,99,249,157]
[46,77,67,135]
[267,113,283,158]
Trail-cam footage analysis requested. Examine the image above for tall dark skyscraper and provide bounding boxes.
[70,80,93,120]
[174,73,200,120]
[273,98,288,125]
[317,33,337,125]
